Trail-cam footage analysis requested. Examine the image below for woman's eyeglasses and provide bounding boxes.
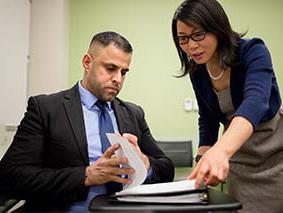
[174,31,207,45]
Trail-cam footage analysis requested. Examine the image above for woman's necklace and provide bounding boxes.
[206,63,224,80]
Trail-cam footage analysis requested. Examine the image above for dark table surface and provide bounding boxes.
[89,188,242,213]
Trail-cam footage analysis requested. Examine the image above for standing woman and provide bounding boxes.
[172,0,283,212]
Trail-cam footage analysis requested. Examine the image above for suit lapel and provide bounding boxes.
[112,99,131,134]
[63,84,89,165]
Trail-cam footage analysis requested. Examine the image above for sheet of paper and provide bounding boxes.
[106,133,147,190]
[115,179,196,196]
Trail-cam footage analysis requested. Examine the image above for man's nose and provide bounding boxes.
[112,71,122,83]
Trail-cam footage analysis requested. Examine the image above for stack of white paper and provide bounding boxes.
[114,180,207,204]
[106,133,147,190]
[115,179,197,196]
[106,134,208,204]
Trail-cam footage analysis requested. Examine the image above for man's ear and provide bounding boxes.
[82,54,92,70]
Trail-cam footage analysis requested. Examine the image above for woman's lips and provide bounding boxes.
[192,52,203,61]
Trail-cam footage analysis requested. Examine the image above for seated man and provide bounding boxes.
[0,31,174,212]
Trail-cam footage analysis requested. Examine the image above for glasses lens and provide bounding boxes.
[176,36,189,45]
[191,31,206,41]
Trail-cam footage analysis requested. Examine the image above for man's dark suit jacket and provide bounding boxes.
[0,83,174,211]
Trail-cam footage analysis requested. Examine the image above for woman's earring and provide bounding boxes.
[187,56,192,62]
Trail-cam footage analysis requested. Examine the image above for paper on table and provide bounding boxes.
[106,133,147,190]
[115,192,207,204]
[115,179,197,196]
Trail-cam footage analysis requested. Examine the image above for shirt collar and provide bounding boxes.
[78,81,112,110]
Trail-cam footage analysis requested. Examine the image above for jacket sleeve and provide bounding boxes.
[233,38,278,128]
[0,96,88,205]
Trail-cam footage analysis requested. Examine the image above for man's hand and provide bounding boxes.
[84,143,135,186]
[122,133,150,171]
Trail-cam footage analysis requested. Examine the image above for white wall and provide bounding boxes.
[0,0,69,156]
[0,0,30,156]
[28,0,69,97]
[0,0,69,125]
[0,0,30,130]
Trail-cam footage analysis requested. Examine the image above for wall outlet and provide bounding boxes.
[184,98,193,111]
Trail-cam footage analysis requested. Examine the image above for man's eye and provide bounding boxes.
[106,66,115,71]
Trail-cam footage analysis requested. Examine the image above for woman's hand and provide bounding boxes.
[189,116,254,188]
[189,145,229,188]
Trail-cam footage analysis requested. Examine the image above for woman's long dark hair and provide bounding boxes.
[172,0,245,76]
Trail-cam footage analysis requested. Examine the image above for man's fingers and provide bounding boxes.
[103,143,120,158]
[108,157,129,167]
[111,167,135,176]
[105,167,135,184]
[122,133,138,146]
[110,175,132,185]
[97,156,129,168]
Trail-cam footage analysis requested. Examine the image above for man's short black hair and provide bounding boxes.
[90,31,133,53]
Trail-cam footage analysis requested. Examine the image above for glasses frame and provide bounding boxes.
[174,31,207,45]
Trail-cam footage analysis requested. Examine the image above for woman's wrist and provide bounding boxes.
[195,154,202,163]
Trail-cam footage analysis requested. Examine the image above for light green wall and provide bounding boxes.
[69,0,283,148]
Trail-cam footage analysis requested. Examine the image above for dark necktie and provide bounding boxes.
[95,100,122,194]
[95,100,114,153]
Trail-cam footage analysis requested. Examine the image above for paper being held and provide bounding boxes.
[106,133,147,190]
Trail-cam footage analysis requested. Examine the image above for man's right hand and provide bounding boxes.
[84,143,134,186]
